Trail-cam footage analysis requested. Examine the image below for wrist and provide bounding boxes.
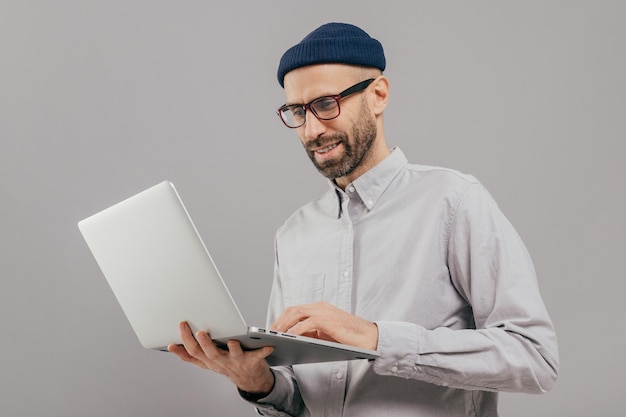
[237,369,275,401]
[369,322,379,350]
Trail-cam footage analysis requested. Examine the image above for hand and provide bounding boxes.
[168,322,275,394]
[271,302,379,351]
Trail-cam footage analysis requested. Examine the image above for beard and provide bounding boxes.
[305,102,378,180]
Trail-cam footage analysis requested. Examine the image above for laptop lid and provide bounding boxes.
[78,181,379,366]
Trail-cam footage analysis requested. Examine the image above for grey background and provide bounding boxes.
[1,1,624,416]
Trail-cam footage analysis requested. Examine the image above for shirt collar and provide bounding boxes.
[324,147,408,218]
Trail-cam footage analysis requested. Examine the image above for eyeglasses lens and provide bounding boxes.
[280,97,340,128]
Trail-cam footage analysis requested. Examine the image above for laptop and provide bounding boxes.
[77,181,379,366]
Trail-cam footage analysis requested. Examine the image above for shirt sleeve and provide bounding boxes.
[239,367,307,416]
[373,182,559,393]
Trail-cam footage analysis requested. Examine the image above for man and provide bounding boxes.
[169,23,559,416]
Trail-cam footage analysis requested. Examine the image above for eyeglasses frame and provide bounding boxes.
[277,78,376,128]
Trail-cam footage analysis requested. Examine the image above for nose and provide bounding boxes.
[302,112,327,141]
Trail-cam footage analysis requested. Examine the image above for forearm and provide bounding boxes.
[373,320,559,393]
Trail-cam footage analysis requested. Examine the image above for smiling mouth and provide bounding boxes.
[314,143,339,154]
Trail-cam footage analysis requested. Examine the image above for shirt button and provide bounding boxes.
[336,372,343,379]
[391,366,398,373]
[343,271,350,278]
[348,186,355,193]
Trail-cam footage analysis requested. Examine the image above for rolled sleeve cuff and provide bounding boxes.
[239,369,295,416]
[373,321,424,379]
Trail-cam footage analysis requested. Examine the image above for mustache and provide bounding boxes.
[305,134,346,152]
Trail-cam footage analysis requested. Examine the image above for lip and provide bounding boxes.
[308,140,341,154]
[309,142,341,162]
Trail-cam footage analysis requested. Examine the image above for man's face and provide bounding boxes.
[304,98,377,181]
[283,64,378,183]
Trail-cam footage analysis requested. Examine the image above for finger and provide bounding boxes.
[193,332,239,375]
[287,316,323,336]
[178,321,197,344]
[252,346,275,360]
[168,343,197,362]
[299,329,322,339]
[285,314,342,343]
[178,322,205,359]
[225,339,274,363]
[271,305,312,332]
[168,343,186,356]
[226,339,244,360]
[270,306,298,331]
[239,343,275,361]
[197,332,245,375]
[168,343,211,369]
[195,330,225,360]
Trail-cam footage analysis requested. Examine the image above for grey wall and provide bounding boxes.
[1,1,624,416]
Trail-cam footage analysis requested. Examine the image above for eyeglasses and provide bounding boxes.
[277,78,375,128]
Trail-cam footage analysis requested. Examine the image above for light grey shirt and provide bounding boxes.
[248,148,558,417]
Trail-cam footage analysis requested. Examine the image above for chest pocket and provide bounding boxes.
[281,273,325,307]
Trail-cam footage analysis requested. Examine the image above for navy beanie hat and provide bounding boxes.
[277,22,386,88]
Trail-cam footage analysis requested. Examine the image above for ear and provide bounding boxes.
[370,76,390,116]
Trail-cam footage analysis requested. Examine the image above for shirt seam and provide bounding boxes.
[441,181,476,266]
